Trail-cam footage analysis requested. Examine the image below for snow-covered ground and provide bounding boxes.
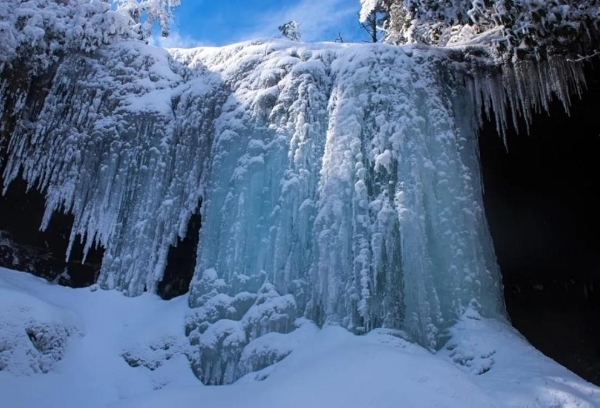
[1,267,599,408]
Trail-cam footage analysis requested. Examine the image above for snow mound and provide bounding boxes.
[0,277,80,375]
[0,267,198,407]
[237,318,319,381]
[121,334,187,372]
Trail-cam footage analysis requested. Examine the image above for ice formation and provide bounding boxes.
[0,39,585,384]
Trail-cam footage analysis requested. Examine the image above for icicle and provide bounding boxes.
[465,53,586,141]
[1,42,214,295]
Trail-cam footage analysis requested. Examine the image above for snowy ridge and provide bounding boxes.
[0,39,586,384]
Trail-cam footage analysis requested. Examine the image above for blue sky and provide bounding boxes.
[155,0,368,47]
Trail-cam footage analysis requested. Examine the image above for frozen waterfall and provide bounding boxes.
[0,39,585,384]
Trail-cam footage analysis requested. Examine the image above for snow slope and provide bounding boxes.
[0,267,197,408]
[1,267,599,408]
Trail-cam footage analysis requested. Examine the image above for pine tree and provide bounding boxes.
[360,4,388,43]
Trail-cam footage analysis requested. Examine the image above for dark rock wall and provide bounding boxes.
[480,62,600,385]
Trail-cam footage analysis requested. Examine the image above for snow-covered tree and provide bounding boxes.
[0,0,181,73]
[114,0,181,39]
[0,0,132,72]
[278,21,301,42]
[359,0,600,59]
[359,4,389,42]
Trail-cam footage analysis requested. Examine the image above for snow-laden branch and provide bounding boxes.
[359,0,600,60]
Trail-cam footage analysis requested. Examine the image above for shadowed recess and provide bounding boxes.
[158,208,201,300]
[479,62,600,385]
[0,178,104,287]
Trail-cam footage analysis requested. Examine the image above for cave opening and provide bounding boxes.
[157,208,201,300]
[479,63,600,385]
[0,178,104,287]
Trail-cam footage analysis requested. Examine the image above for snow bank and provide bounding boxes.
[0,267,198,408]
[1,267,599,408]
[0,279,79,374]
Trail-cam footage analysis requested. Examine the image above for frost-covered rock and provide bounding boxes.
[0,230,68,283]
[238,319,319,379]
[0,282,79,375]
[0,231,29,272]
[186,279,299,384]
[122,334,188,372]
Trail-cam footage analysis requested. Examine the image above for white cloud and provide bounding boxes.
[241,0,359,43]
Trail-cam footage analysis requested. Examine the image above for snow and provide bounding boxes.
[0,0,132,71]
[0,0,596,399]
[1,266,599,408]
[0,282,79,375]
[1,38,588,384]
[358,0,600,58]
[0,267,197,408]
